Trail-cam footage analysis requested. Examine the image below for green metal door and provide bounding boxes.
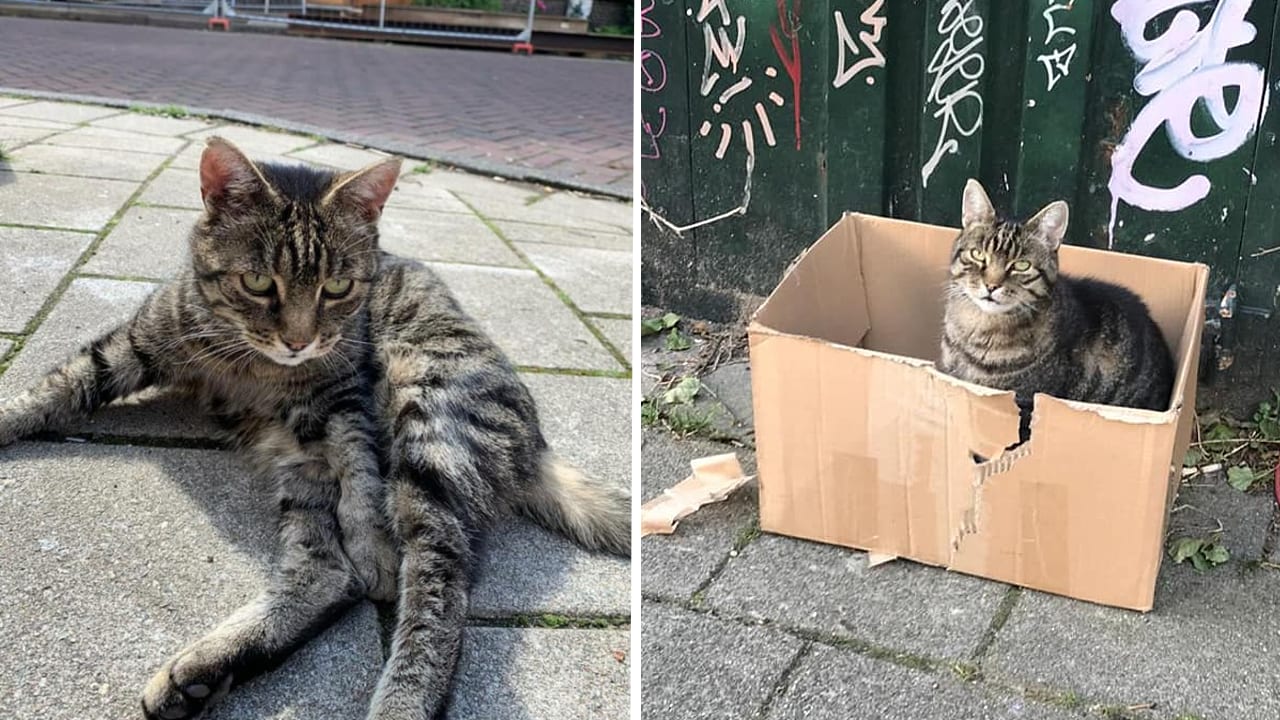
[641,0,1279,408]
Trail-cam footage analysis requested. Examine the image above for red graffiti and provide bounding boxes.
[769,0,802,150]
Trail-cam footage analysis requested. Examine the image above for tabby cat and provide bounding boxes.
[939,179,1174,438]
[0,138,630,720]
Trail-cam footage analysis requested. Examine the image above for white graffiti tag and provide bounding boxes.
[833,0,887,88]
[1108,0,1269,243]
[693,0,782,161]
[1036,2,1078,92]
[921,0,984,188]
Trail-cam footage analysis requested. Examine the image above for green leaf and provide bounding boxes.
[641,312,682,336]
[1261,417,1280,441]
[1203,543,1230,565]
[1183,447,1206,467]
[1190,552,1209,571]
[1204,423,1235,442]
[1169,537,1203,564]
[664,328,692,351]
[661,377,701,405]
[1227,465,1257,492]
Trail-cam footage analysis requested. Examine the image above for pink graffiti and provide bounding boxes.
[640,0,668,160]
[641,50,668,93]
[642,107,668,160]
[1107,0,1268,245]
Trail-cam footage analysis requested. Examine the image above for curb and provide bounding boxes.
[0,87,632,201]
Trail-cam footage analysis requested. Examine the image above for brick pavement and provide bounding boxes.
[0,16,632,196]
[0,98,632,719]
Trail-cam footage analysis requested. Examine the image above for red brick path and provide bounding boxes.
[0,17,632,196]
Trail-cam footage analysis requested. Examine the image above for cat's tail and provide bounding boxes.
[519,453,631,556]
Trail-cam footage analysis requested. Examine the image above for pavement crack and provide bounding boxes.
[753,641,812,720]
[969,586,1022,663]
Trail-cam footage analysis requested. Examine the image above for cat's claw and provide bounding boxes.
[140,655,232,720]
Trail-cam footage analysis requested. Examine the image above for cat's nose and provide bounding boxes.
[985,283,1001,293]
[283,339,311,352]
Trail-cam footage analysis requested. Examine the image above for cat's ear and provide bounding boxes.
[199,137,275,213]
[323,157,403,222]
[961,179,996,228]
[1026,200,1069,250]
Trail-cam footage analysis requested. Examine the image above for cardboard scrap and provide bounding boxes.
[867,552,898,568]
[641,452,752,536]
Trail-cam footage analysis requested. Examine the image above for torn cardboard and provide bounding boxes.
[748,213,1207,611]
[641,453,751,536]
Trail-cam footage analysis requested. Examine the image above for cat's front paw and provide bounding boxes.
[345,530,400,602]
[140,649,234,720]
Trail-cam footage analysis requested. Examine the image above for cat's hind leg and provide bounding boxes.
[140,458,363,720]
[365,478,474,720]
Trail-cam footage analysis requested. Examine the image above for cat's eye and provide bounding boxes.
[967,248,987,263]
[322,278,354,299]
[1010,260,1033,272]
[241,273,274,295]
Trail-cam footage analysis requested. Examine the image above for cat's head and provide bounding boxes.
[948,179,1068,315]
[190,137,401,367]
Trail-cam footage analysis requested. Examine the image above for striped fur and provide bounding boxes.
[0,138,630,720]
[938,180,1174,440]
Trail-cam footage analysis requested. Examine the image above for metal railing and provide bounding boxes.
[2,0,539,43]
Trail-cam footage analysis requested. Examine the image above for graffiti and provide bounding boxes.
[769,0,803,149]
[1036,2,1077,92]
[640,0,667,160]
[642,107,667,160]
[694,0,782,161]
[1107,0,1269,245]
[833,0,887,88]
[921,0,985,188]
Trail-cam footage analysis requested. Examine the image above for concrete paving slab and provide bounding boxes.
[428,263,619,372]
[640,430,759,602]
[0,100,122,124]
[387,177,473,214]
[70,388,220,442]
[82,205,199,280]
[464,192,626,234]
[449,628,629,720]
[0,339,11,358]
[472,518,629,618]
[591,317,632,364]
[44,126,186,155]
[469,372,630,618]
[518,243,631,315]
[641,601,803,720]
[0,170,138,231]
[0,115,77,131]
[0,278,155,395]
[0,98,30,109]
[137,166,202,209]
[0,123,58,147]
[533,194,632,233]
[769,644,1085,720]
[188,126,316,156]
[495,220,632,252]
[380,205,522,268]
[985,479,1280,720]
[2,142,167,181]
[288,142,391,171]
[415,170,546,207]
[0,442,382,719]
[90,112,214,137]
[702,359,754,426]
[0,226,92,333]
[705,534,1008,660]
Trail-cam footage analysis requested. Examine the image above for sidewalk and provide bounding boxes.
[0,97,631,719]
[0,16,633,197]
[640,329,1280,720]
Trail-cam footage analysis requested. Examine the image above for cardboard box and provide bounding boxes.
[747,213,1208,611]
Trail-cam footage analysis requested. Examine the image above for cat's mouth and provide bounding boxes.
[250,338,334,367]
[966,288,1016,314]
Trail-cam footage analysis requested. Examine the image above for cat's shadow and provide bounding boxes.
[61,395,617,720]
